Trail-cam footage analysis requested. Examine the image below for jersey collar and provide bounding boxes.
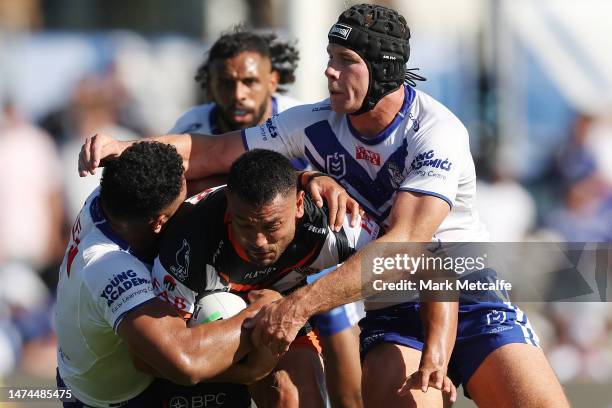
[90,196,149,263]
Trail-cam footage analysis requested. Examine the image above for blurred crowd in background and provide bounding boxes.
[0,0,610,403]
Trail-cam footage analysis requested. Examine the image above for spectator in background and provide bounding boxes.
[0,100,64,268]
[52,71,139,219]
[546,113,612,242]
[0,99,63,379]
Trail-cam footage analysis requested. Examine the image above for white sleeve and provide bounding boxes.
[400,122,467,208]
[83,253,157,333]
[242,104,314,160]
[151,257,198,317]
[309,213,382,270]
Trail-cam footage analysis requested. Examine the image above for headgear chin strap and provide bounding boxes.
[328,3,425,115]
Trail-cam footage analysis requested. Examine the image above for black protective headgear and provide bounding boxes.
[328,3,424,115]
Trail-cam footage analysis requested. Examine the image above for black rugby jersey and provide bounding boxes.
[151,186,381,318]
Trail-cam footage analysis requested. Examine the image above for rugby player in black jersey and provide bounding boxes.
[151,149,380,408]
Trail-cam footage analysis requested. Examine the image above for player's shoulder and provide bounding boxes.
[168,103,215,134]
[159,186,226,253]
[80,241,149,291]
[299,193,330,235]
[273,94,303,112]
[413,89,468,137]
[280,98,333,122]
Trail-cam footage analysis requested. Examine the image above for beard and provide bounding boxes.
[217,92,272,131]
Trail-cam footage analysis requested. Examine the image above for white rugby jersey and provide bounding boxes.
[243,86,489,243]
[55,188,156,407]
[169,94,302,135]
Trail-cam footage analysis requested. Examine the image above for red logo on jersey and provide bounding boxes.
[163,274,177,291]
[66,217,82,277]
[356,146,381,166]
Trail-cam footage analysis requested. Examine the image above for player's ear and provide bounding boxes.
[296,190,305,219]
[269,69,280,93]
[150,214,168,234]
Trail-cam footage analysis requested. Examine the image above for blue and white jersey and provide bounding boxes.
[169,94,302,135]
[243,85,488,242]
[55,188,156,407]
[170,94,309,170]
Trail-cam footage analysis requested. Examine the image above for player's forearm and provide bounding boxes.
[419,301,458,367]
[174,307,257,384]
[296,228,423,318]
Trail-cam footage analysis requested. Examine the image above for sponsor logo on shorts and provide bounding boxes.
[486,310,507,325]
[168,393,227,407]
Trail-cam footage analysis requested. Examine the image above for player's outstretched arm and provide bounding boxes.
[118,290,280,386]
[78,131,245,179]
[247,191,456,376]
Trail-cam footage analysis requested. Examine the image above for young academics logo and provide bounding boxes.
[410,150,452,172]
[329,23,352,40]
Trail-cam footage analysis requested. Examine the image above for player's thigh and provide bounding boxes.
[362,343,447,408]
[466,343,569,408]
[250,347,325,408]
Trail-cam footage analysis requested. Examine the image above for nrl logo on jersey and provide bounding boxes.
[326,152,346,178]
[170,239,191,281]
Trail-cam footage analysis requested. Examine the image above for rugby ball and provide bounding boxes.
[188,292,247,327]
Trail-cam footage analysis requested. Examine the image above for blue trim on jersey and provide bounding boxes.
[271,96,278,115]
[304,121,409,210]
[398,187,453,209]
[90,196,131,251]
[346,85,415,146]
[208,105,220,135]
[241,129,250,151]
[112,297,157,333]
[89,196,151,264]
[304,147,325,171]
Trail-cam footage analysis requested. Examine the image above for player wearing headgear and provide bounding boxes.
[78,3,568,407]
[56,142,281,407]
[151,149,380,408]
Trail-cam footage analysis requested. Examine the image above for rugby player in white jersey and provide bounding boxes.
[78,4,568,407]
[56,142,281,407]
[170,26,364,407]
[173,25,306,194]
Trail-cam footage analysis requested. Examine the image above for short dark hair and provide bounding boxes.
[100,142,184,222]
[196,25,299,95]
[227,149,297,206]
